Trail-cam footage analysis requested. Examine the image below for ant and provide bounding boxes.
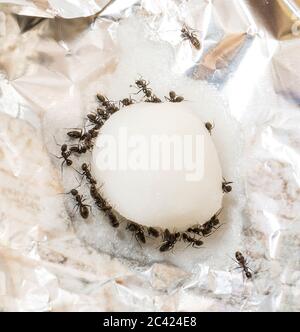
[234,251,252,279]
[205,122,214,135]
[69,144,87,155]
[147,227,160,238]
[87,112,105,126]
[181,24,201,50]
[145,95,162,103]
[69,188,91,219]
[222,178,233,193]
[188,209,222,237]
[165,91,184,103]
[132,78,153,98]
[159,229,180,252]
[182,233,203,248]
[66,128,86,140]
[52,138,73,172]
[82,131,96,151]
[76,163,97,185]
[201,209,222,236]
[96,94,119,114]
[120,97,135,107]
[126,222,146,245]
[90,184,119,228]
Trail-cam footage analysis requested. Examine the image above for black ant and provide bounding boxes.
[90,184,119,228]
[69,188,91,219]
[126,222,146,245]
[181,24,201,50]
[147,227,160,238]
[69,144,87,155]
[234,251,252,279]
[76,163,97,185]
[120,97,135,107]
[132,78,153,99]
[87,112,105,126]
[96,94,119,114]
[182,233,203,248]
[187,209,222,237]
[145,95,162,103]
[52,138,73,172]
[222,178,233,193]
[165,91,184,103]
[96,93,109,105]
[159,229,180,252]
[205,122,214,135]
[66,128,86,140]
[201,209,222,236]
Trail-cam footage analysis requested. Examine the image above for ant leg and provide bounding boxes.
[71,203,79,218]
[49,152,62,160]
[60,159,66,175]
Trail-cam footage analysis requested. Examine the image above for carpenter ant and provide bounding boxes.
[147,227,160,238]
[126,222,146,245]
[234,251,252,279]
[165,91,184,103]
[159,229,180,252]
[181,24,201,50]
[222,178,233,193]
[182,233,203,248]
[205,122,215,135]
[69,188,91,219]
[89,184,119,228]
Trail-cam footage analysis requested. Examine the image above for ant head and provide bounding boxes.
[169,91,176,99]
[66,160,72,166]
[235,251,242,260]
[70,189,78,196]
[205,122,212,130]
[82,163,88,170]
[61,144,68,152]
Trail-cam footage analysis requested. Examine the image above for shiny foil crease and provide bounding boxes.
[0,0,300,312]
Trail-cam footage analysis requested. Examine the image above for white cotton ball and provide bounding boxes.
[92,102,223,230]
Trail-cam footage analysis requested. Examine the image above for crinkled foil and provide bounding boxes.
[0,0,300,312]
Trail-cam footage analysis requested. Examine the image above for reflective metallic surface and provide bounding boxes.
[0,0,299,311]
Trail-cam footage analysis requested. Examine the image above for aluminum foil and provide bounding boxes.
[0,0,300,312]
